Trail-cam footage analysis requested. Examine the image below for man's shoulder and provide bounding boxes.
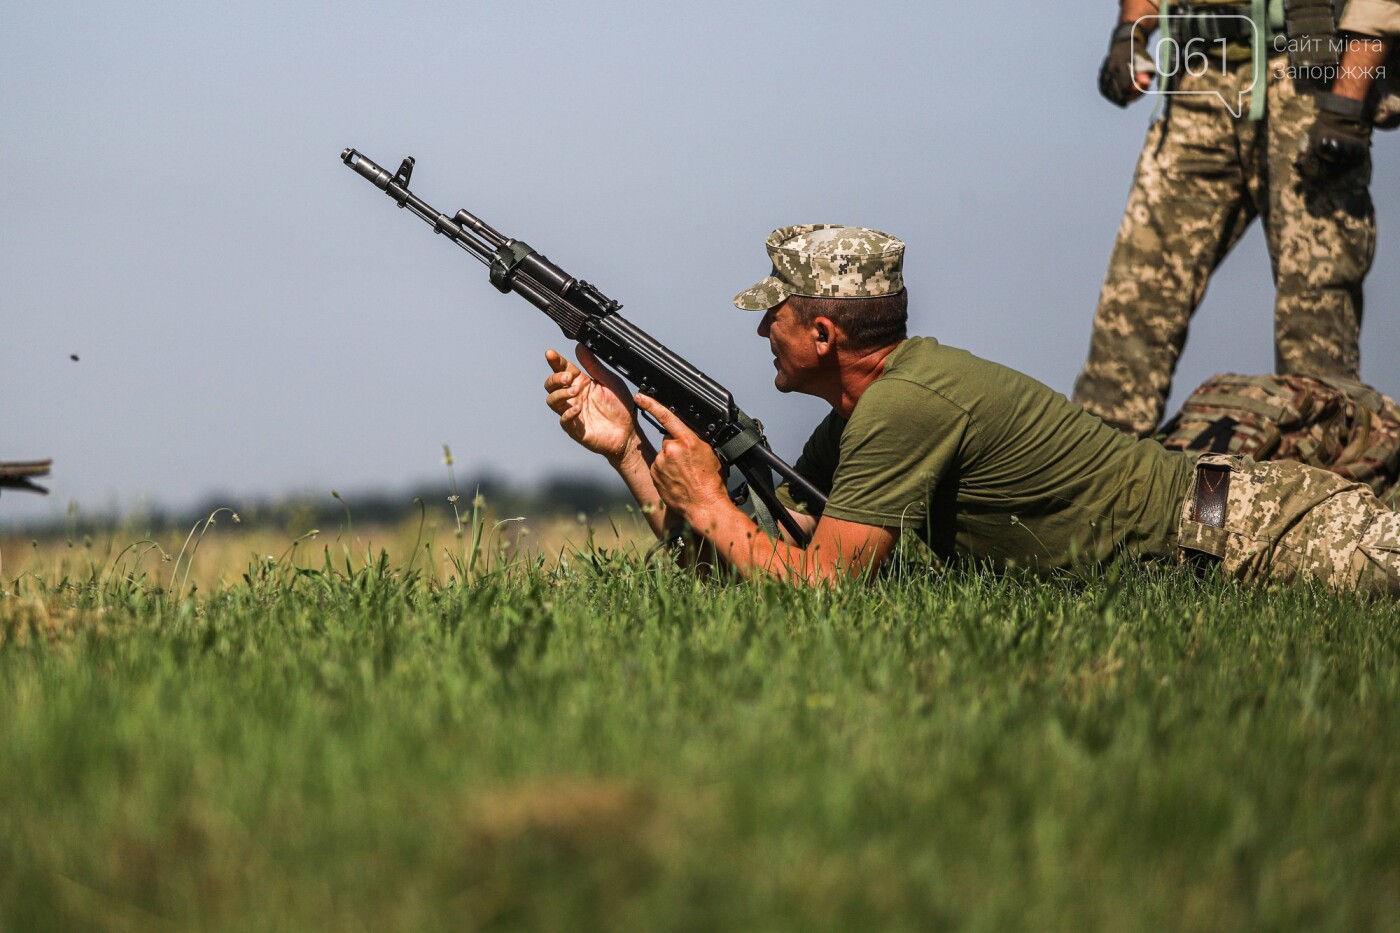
[881,337,1050,404]
[885,336,1012,374]
[879,337,956,386]
[851,343,974,430]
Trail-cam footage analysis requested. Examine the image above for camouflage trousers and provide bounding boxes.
[1074,55,1377,436]
[1177,453,1400,597]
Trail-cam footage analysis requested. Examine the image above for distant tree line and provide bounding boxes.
[2,473,634,539]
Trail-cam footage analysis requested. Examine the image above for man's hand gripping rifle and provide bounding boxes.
[341,149,827,547]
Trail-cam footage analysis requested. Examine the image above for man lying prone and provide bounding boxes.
[544,225,1400,596]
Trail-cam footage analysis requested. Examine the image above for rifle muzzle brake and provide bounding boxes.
[341,148,392,189]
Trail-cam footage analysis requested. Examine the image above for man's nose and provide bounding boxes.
[757,309,773,337]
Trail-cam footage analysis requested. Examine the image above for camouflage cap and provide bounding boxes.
[733,224,906,311]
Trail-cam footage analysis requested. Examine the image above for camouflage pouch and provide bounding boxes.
[1157,373,1400,503]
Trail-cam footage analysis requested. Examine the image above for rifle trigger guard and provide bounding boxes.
[490,241,534,294]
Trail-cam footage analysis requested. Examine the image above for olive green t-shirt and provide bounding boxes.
[777,338,1195,572]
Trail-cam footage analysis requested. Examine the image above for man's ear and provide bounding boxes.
[812,316,837,354]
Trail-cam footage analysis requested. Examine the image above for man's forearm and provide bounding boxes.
[682,500,852,586]
[1333,34,1393,101]
[1120,0,1159,30]
[607,436,683,540]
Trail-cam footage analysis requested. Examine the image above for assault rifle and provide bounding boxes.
[341,149,826,546]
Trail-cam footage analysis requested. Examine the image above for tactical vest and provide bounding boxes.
[1157,373,1400,506]
[1162,1,1399,125]
[1166,0,1343,64]
[1158,0,1287,119]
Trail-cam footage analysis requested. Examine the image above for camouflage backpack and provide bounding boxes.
[1156,373,1400,507]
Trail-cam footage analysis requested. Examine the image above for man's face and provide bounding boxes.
[757,299,819,394]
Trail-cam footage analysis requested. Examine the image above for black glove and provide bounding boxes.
[1099,22,1150,108]
[1296,92,1372,181]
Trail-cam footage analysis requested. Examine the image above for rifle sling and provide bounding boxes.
[715,411,764,465]
[714,414,784,538]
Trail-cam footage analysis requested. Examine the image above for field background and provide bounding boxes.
[2,509,1399,931]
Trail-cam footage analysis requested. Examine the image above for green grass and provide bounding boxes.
[2,545,1399,931]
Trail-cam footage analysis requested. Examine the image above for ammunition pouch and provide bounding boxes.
[1169,1,1286,67]
[1282,0,1342,70]
[1173,5,1265,43]
[1166,0,1349,68]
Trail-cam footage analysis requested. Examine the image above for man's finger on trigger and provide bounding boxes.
[636,393,681,429]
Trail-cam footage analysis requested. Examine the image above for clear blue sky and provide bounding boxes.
[4,0,1398,526]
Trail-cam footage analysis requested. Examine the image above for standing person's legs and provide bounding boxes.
[1074,75,1256,436]
[1260,61,1375,379]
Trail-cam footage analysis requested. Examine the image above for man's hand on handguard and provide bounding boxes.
[544,346,641,464]
[634,393,729,525]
